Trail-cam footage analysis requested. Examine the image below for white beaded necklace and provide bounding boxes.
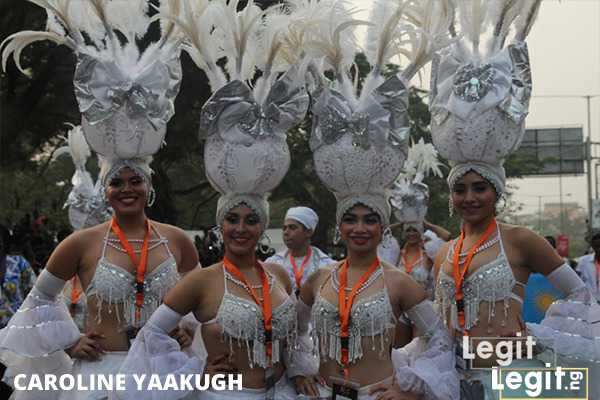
[105,237,166,254]
[446,236,500,264]
[331,265,383,295]
[224,269,274,300]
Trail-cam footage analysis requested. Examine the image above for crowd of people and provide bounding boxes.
[0,1,599,400]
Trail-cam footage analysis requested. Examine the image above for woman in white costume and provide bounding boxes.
[290,1,459,399]
[0,2,199,399]
[117,2,316,399]
[389,139,444,298]
[428,1,600,398]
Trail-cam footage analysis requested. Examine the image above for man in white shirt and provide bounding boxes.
[576,230,600,302]
[266,207,334,295]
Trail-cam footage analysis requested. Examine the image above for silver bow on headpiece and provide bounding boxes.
[310,75,410,152]
[75,51,182,159]
[200,67,309,146]
[1,0,183,184]
[430,42,532,165]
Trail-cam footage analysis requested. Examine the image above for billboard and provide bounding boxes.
[516,127,585,176]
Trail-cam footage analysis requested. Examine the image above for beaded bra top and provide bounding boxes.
[203,267,297,369]
[398,256,429,286]
[435,226,525,332]
[85,225,179,330]
[311,266,397,365]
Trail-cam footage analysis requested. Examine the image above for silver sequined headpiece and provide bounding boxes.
[1,0,183,189]
[304,0,454,226]
[163,1,311,228]
[429,1,542,195]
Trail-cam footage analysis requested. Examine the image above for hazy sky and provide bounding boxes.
[350,0,600,216]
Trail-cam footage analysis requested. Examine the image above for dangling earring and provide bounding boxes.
[259,231,272,253]
[209,225,224,252]
[495,195,507,216]
[147,188,156,207]
[448,197,454,217]
[381,227,392,247]
[333,227,342,245]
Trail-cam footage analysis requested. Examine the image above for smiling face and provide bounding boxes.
[404,226,422,245]
[339,204,383,254]
[222,204,262,257]
[451,171,497,224]
[105,167,149,216]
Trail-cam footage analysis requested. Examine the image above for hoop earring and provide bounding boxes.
[210,225,224,251]
[381,227,392,247]
[147,188,156,207]
[259,232,272,253]
[333,227,342,245]
[495,195,507,216]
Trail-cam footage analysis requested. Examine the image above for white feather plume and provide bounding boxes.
[2,0,182,80]
[364,0,413,70]
[211,0,264,82]
[156,0,227,89]
[105,0,150,41]
[456,0,489,57]
[403,138,443,184]
[52,124,91,171]
[514,0,542,41]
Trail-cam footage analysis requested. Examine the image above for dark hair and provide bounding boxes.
[544,235,556,249]
[0,224,11,255]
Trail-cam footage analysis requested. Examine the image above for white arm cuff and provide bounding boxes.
[546,263,587,297]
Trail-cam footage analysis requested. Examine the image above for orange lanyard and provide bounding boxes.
[402,246,422,274]
[289,247,312,292]
[70,276,80,305]
[111,217,151,323]
[223,256,273,364]
[338,257,381,380]
[452,219,497,336]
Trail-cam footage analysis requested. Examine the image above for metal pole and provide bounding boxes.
[538,196,542,233]
[594,164,600,200]
[559,174,564,234]
[587,96,593,233]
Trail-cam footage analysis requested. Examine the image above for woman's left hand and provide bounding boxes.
[169,326,193,348]
[368,381,423,400]
[293,375,323,397]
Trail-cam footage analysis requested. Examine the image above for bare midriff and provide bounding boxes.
[85,298,131,351]
[318,330,395,386]
[201,323,285,388]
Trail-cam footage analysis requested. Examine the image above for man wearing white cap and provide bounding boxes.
[266,206,334,294]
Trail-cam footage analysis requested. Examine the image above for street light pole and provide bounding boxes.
[586,95,593,233]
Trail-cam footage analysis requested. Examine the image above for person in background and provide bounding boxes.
[266,207,334,295]
[576,230,600,302]
[0,224,36,398]
[0,225,37,329]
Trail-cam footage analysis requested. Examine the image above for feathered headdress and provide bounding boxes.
[53,124,112,230]
[303,0,454,224]
[1,0,184,187]
[390,138,443,231]
[159,0,310,228]
[429,0,542,197]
